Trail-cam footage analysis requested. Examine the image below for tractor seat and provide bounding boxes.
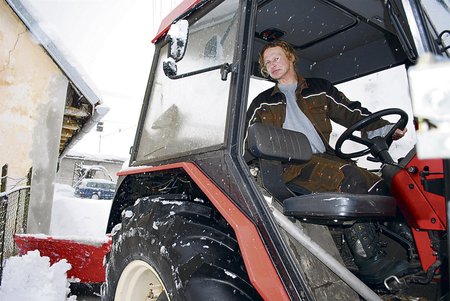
[247,123,397,223]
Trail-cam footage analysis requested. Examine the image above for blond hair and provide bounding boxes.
[258,41,298,78]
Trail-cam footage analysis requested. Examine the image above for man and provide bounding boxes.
[246,40,409,285]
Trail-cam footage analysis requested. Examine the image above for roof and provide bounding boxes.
[6,0,101,106]
[6,0,107,157]
[64,152,126,164]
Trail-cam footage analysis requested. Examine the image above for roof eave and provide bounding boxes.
[6,0,102,106]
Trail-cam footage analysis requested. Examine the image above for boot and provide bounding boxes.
[343,222,410,285]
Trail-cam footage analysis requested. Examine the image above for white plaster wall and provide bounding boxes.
[0,1,68,233]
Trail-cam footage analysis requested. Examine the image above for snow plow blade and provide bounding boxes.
[14,234,111,283]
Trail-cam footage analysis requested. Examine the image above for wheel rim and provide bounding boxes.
[115,260,169,301]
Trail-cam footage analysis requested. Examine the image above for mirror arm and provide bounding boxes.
[165,63,233,81]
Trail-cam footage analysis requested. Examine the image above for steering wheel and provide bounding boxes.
[335,108,408,161]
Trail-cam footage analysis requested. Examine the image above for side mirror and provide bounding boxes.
[162,19,232,81]
[165,19,189,62]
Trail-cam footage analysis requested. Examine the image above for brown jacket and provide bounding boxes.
[245,76,390,184]
[246,76,389,153]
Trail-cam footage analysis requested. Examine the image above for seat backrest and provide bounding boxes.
[247,123,312,200]
[247,123,312,163]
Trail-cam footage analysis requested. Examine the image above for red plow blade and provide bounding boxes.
[14,234,112,283]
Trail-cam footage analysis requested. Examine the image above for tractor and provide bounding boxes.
[31,0,450,300]
[101,0,450,300]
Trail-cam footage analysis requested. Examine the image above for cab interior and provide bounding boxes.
[240,0,414,221]
[251,0,413,83]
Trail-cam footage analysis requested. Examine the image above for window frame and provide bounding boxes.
[130,0,240,166]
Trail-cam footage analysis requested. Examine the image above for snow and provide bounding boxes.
[167,19,189,60]
[67,150,128,164]
[0,183,112,300]
[50,184,112,238]
[0,250,75,301]
[224,269,237,279]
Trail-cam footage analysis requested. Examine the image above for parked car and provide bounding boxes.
[74,179,116,200]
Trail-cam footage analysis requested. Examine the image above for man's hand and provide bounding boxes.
[392,128,407,140]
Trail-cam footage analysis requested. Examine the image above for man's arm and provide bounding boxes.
[324,80,407,140]
[319,79,391,131]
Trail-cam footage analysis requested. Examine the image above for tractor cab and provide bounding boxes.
[104,1,450,300]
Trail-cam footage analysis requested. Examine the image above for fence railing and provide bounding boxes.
[0,186,30,284]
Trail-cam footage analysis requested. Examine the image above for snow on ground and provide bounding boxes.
[0,250,76,301]
[0,183,112,301]
[50,183,112,238]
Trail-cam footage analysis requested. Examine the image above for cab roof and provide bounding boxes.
[153,0,414,84]
[152,0,202,43]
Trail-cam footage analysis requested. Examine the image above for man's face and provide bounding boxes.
[263,46,295,83]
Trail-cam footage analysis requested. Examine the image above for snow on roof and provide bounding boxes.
[81,165,108,170]
[6,0,102,106]
[79,178,115,184]
[65,150,127,163]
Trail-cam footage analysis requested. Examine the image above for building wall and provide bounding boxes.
[0,1,68,234]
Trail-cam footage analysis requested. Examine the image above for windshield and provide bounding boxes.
[135,0,239,163]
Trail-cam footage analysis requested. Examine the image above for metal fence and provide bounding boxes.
[0,186,30,284]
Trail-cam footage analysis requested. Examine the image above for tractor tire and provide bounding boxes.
[102,195,263,301]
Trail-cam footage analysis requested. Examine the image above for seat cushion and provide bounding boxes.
[283,192,396,223]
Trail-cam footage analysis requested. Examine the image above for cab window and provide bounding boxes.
[135,0,239,163]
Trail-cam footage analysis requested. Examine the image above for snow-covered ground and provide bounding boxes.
[50,183,112,238]
[0,183,112,301]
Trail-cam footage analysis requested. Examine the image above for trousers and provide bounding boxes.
[283,152,385,194]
